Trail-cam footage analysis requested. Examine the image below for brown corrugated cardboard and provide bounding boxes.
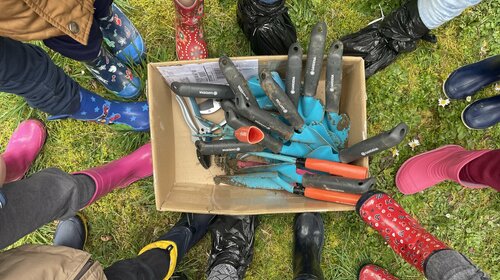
[147,56,367,214]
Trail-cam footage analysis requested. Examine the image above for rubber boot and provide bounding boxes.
[174,0,208,60]
[1,120,46,183]
[444,55,500,100]
[293,213,324,280]
[237,0,297,55]
[206,215,258,279]
[74,143,152,206]
[138,213,215,279]
[341,0,436,77]
[359,264,399,280]
[396,145,491,194]
[53,213,88,250]
[48,87,150,132]
[462,94,500,130]
[98,3,146,64]
[356,191,449,273]
[85,45,142,99]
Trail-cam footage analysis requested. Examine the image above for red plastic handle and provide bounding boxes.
[304,188,362,206]
[305,158,368,179]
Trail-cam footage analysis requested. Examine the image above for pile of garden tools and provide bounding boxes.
[170,22,408,206]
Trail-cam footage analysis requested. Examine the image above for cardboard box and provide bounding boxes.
[147,56,367,214]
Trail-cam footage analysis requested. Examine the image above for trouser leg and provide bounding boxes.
[418,0,482,29]
[460,150,500,191]
[425,249,490,280]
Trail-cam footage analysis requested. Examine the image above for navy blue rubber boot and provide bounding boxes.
[157,213,216,262]
[53,213,88,250]
[85,45,142,99]
[49,87,150,132]
[98,4,146,64]
[444,55,500,100]
[462,94,500,130]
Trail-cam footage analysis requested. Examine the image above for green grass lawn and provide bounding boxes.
[1,0,499,279]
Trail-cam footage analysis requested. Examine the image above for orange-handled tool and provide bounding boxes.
[300,187,362,206]
[248,152,368,179]
[298,158,368,179]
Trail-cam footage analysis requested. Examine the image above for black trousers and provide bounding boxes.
[0,37,80,115]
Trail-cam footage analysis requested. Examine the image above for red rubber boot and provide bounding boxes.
[174,0,208,60]
[359,264,399,280]
[356,191,449,273]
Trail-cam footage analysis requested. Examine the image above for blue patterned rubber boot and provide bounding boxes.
[462,94,500,130]
[85,45,142,99]
[49,88,150,132]
[98,4,146,64]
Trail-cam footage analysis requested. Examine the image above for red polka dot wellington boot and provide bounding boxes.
[356,191,449,273]
[359,264,399,280]
[174,0,208,60]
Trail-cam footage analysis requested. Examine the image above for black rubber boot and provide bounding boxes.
[237,0,297,55]
[341,0,436,77]
[157,213,216,262]
[293,213,325,280]
[206,215,258,279]
[462,94,500,130]
[444,55,500,100]
[53,213,88,250]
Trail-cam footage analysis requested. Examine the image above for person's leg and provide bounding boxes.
[418,0,482,29]
[0,143,152,249]
[425,249,490,280]
[0,169,95,249]
[104,213,215,280]
[206,215,258,280]
[1,120,46,183]
[356,191,490,279]
[237,0,297,55]
[459,150,500,191]
[42,0,113,61]
[0,37,149,131]
[341,0,483,77]
[395,145,491,194]
[0,37,80,115]
[173,0,208,60]
[293,213,324,280]
[53,213,89,250]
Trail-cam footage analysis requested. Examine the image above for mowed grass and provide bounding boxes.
[1,0,499,279]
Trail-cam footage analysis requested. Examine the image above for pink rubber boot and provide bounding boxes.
[359,264,399,280]
[1,120,46,183]
[396,145,491,194]
[74,143,153,206]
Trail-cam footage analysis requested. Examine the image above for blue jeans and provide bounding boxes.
[0,37,80,115]
[418,0,482,29]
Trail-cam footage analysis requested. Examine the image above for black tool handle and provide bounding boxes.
[219,56,294,140]
[285,42,303,107]
[171,82,235,99]
[325,41,343,113]
[219,56,259,107]
[302,175,375,194]
[221,100,283,153]
[339,123,409,163]
[303,22,327,97]
[196,140,264,155]
[260,69,304,130]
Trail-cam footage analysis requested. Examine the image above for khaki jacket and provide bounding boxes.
[0,244,106,280]
[0,0,95,45]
